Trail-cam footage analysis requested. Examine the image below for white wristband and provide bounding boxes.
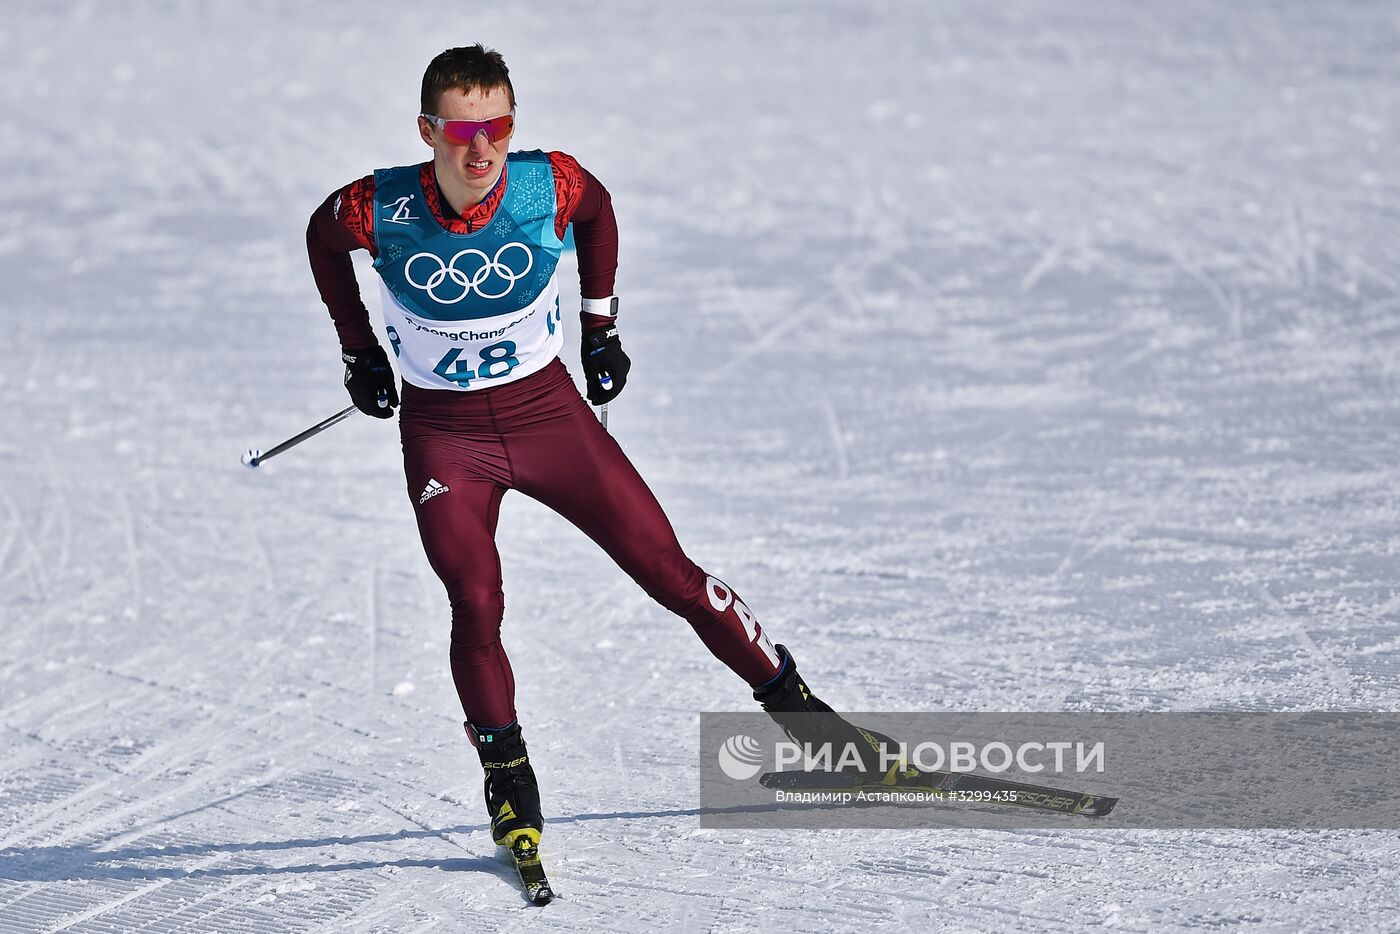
[582,296,619,317]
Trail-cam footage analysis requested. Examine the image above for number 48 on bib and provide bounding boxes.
[433,341,521,388]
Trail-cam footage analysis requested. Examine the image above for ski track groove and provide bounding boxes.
[122,497,189,588]
[0,662,160,748]
[7,664,482,857]
[37,851,234,934]
[0,487,47,600]
[303,675,459,730]
[52,480,73,584]
[0,886,38,919]
[126,874,264,934]
[369,795,477,858]
[250,525,277,599]
[0,516,21,591]
[1051,479,1191,582]
[369,555,381,694]
[308,748,482,833]
[0,655,383,851]
[0,704,289,851]
[26,577,129,634]
[1255,585,1354,691]
[700,309,807,385]
[93,783,290,854]
[1051,500,1100,579]
[0,723,125,777]
[117,488,143,627]
[1371,592,1400,622]
[323,897,442,934]
[817,394,850,480]
[1019,238,1066,295]
[719,265,764,341]
[73,651,445,750]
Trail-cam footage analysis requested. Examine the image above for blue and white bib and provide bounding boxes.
[371,151,565,391]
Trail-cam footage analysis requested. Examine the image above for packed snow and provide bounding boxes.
[2,1,1398,930]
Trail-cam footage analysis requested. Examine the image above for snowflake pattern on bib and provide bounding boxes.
[513,169,554,218]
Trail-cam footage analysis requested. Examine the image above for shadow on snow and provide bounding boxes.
[0,803,785,883]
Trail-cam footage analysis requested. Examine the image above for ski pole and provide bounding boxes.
[241,404,359,468]
[599,374,612,430]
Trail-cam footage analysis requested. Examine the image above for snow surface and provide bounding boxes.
[3,1,1399,930]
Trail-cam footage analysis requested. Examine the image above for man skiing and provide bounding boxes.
[305,44,881,902]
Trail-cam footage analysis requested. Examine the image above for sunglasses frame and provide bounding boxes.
[419,110,516,145]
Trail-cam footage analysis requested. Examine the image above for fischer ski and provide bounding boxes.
[759,768,1117,818]
[502,830,554,905]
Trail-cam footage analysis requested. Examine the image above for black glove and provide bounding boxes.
[342,345,399,418]
[581,324,630,405]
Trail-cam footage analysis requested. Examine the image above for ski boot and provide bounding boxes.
[466,721,553,904]
[753,644,903,781]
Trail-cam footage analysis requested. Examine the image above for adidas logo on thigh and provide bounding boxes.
[419,478,450,505]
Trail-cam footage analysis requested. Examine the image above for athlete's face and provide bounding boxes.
[418,85,514,208]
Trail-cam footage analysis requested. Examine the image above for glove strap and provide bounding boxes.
[586,325,619,353]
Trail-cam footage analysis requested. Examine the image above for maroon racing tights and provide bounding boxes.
[398,359,783,729]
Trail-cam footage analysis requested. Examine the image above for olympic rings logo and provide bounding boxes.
[403,242,534,303]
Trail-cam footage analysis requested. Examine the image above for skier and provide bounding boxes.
[305,44,881,901]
